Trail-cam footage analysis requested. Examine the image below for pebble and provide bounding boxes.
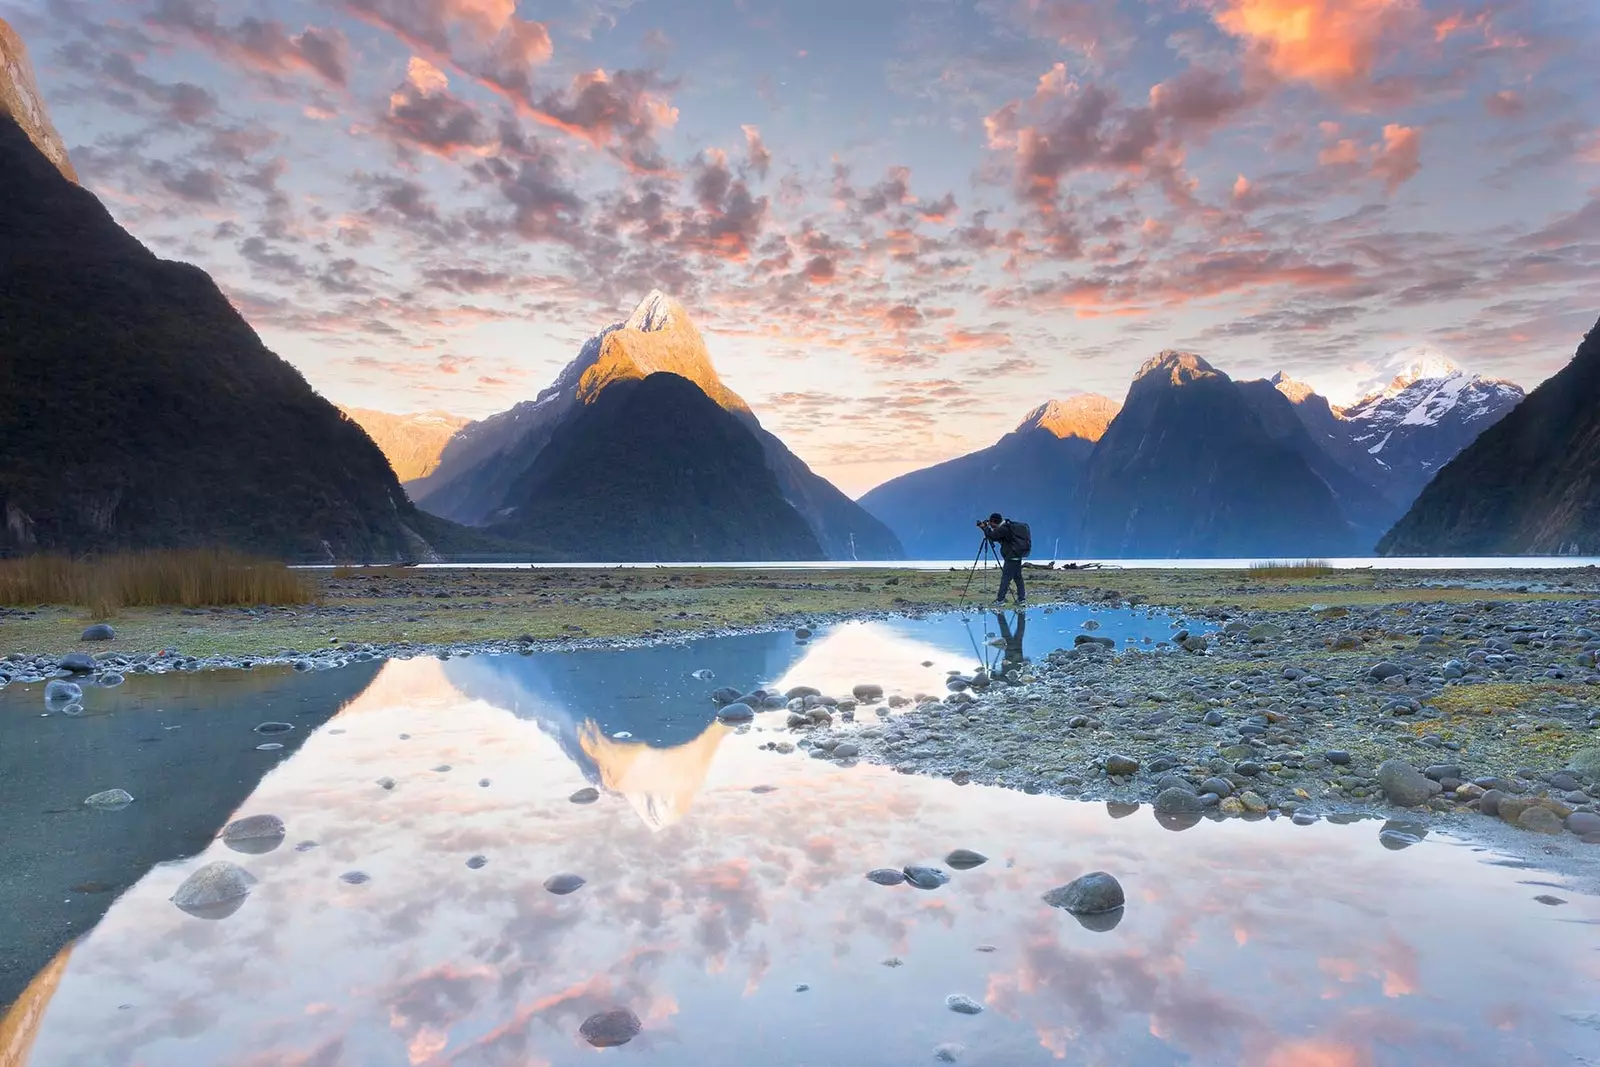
[80,623,116,641]
[569,787,600,804]
[83,789,134,810]
[903,866,950,890]
[867,868,908,886]
[170,861,257,919]
[466,855,488,869]
[544,873,586,895]
[340,871,371,885]
[220,814,286,853]
[945,849,988,870]
[1105,754,1140,776]
[579,1009,642,1048]
[945,994,984,1015]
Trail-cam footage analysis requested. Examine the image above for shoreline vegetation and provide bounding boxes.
[0,555,1592,657]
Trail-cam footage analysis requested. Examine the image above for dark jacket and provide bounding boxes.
[984,520,1024,560]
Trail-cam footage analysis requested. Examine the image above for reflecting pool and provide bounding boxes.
[3,612,1598,1066]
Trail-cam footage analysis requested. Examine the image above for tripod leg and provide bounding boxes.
[959,537,988,603]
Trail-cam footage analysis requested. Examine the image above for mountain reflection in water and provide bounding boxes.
[4,615,1598,1066]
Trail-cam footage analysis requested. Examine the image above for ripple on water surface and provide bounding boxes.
[2,614,1598,1066]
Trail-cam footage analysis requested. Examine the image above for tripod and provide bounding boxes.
[959,535,1002,605]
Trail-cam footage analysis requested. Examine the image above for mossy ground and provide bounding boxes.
[0,565,1588,659]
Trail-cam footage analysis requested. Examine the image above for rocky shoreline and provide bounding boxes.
[740,595,1600,861]
[9,578,1600,868]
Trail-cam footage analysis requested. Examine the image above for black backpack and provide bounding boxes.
[1010,521,1032,558]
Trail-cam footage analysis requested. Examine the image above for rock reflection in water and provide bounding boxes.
[5,654,1598,1066]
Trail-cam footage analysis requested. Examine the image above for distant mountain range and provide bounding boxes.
[858,396,1118,559]
[338,409,470,482]
[406,291,903,561]
[860,347,1525,558]
[0,21,469,562]
[1381,317,1600,556]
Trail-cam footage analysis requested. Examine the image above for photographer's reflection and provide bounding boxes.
[991,609,1027,676]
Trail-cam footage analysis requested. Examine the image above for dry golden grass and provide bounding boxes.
[0,550,318,617]
[1247,559,1338,577]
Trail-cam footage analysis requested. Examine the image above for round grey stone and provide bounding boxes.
[544,873,586,895]
[866,868,907,886]
[80,623,116,641]
[569,787,600,804]
[579,1009,642,1048]
[1105,754,1140,776]
[170,861,257,919]
[903,866,950,890]
[1042,871,1125,915]
[945,849,988,870]
[945,994,984,1015]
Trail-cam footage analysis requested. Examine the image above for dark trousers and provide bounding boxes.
[997,557,1025,602]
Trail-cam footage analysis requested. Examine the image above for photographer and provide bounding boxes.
[977,512,1029,606]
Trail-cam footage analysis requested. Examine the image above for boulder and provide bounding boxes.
[1375,760,1440,807]
[1154,788,1203,815]
[1042,871,1125,914]
[1519,807,1567,835]
[80,623,115,641]
[1567,747,1600,779]
[579,1009,642,1048]
[715,702,755,722]
[170,861,257,920]
[1105,754,1140,776]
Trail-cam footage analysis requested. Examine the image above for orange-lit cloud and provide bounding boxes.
[1372,123,1421,189]
[1211,0,1416,92]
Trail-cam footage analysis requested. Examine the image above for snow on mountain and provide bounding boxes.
[0,18,76,182]
[1338,354,1524,470]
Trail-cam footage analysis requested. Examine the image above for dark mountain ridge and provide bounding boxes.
[1379,317,1600,556]
[858,396,1119,559]
[0,94,455,560]
[487,372,824,561]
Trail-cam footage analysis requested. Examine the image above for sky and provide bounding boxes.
[6,0,1600,495]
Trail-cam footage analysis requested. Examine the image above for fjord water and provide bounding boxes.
[3,611,1598,1066]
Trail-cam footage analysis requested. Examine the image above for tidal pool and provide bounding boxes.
[3,611,1598,1066]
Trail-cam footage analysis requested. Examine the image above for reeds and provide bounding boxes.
[1247,559,1337,577]
[0,549,318,617]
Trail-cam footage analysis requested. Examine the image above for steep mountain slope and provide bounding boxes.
[487,373,824,561]
[1275,356,1523,513]
[339,407,470,482]
[411,291,902,559]
[1334,352,1523,504]
[1379,318,1600,556]
[0,19,75,182]
[1078,353,1359,557]
[1236,379,1397,549]
[858,396,1119,559]
[0,26,452,560]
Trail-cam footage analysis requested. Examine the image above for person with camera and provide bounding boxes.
[977,512,1030,606]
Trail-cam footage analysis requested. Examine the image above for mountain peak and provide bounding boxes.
[0,19,76,183]
[1016,395,1120,441]
[624,289,681,333]
[1270,372,1318,405]
[1380,346,1460,397]
[1135,350,1221,387]
[577,292,748,413]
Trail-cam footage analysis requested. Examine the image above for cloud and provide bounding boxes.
[1484,89,1524,117]
[524,68,678,173]
[381,57,496,157]
[1208,0,1419,99]
[149,0,351,87]
[741,124,771,180]
[1371,123,1421,189]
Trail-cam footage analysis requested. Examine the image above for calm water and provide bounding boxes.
[4,611,1599,1066]
[376,556,1600,571]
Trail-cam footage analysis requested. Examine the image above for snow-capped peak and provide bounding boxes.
[624,289,681,333]
[1378,346,1460,398]
[0,18,78,182]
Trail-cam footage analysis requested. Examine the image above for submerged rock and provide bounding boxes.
[903,866,950,890]
[45,679,83,706]
[569,787,600,804]
[83,788,134,810]
[253,721,293,734]
[466,855,488,869]
[1043,871,1125,915]
[579,1009,642,1048]
[945,994,984,1015]
[544,873,586,895]
[865,868,907,886]
[945,849,988,870]
[171,861,257,919]
[340,871,371,885]
[220,814,286,854]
